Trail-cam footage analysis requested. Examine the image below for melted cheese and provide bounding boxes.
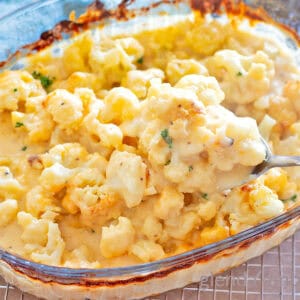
[0,12,298,267]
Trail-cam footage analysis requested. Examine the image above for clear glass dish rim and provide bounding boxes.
[0,0,299,281]
[0,206,299,280]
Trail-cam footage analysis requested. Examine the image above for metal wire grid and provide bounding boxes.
[0,230,299,300]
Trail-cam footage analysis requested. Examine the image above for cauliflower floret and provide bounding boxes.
[166,58,208,85]
[69,167,105,188]
[18,212,65,265]
[83,100,123,148]
[11,93,55,143]
[0,167,23,198]
[65,152,108,188]
[122,68,165,98]
[267,95,297,128]
[143,82,204,121]
[175,74,225,106]
[100,216,135,258]
[206,50,274,104]
[103,150,147,208]
[46,89,83,129]
[249,184,284,219]
[89,37,144,86]
[101,87,140,123]
[17,212,49,246]
[31,222,65,266]
[139,120,170,162]
[61,192,80,215]
[163,160,189,184]
[258,114,277,140]
[166,211,199,240]
[197,200,217,222]
[141,216,163,241]
[154,187,184,220]
[26,186,59,218]
[0,70,46,112]
[63,185,120,223]
[12,108,54,143]
[41,143,89,168]
[225,116,266,166]
[116,37,144,64]
[263,168,288,196]
[60,32,93,77]
[236,139,266,166]
[68,186,101,210]
[185,18,230,56]
[130,240,164,262]
[0,199,18,227]
[64,245,101,268]
[57,72,103,93]
[39,163,75,192]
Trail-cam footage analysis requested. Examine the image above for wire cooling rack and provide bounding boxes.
[0,230,299,300]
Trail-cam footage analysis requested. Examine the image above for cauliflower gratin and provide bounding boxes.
[0,12,299,268]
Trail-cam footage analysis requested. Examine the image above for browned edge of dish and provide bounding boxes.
[3,216,299,287]
[0,0,299,69]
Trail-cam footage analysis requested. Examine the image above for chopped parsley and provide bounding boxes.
[15,122,24,128]
[161,128,173,149]
[32,71,54,90]
[282,194,297,203]
[237,71,243,76]
[201,193,208,200]
[21,146,27,151]
[188,165,193,172]
[13,88,18,92]
[165,159,171,166]
[137,56,144,64]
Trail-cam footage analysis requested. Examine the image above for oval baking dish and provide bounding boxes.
[0,1,299,299]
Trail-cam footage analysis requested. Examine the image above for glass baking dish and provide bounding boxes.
[0,1,299,299]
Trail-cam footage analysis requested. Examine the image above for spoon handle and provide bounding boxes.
[251,155,300,178]
[268,155,300,168]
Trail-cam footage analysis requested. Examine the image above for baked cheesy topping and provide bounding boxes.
[0,12,299,267]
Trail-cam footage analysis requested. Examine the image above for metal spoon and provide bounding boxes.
[218,137,300,190]
[250,137,300,178]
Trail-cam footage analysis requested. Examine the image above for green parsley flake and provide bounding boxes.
[21,146,27,151]
[188,165,193,172]
[137,56,144,64]
[161,129,173,149]
[15,122,24,128]
[13,88,18,92]
[32,71,54,90]
[237,71,243,76]
[282,194,297,203]
[201,193,208,200]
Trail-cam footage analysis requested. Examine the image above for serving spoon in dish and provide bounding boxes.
[218,137,300,190]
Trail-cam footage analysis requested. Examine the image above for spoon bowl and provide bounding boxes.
[251,137,300,178]
[219,137,300,191]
